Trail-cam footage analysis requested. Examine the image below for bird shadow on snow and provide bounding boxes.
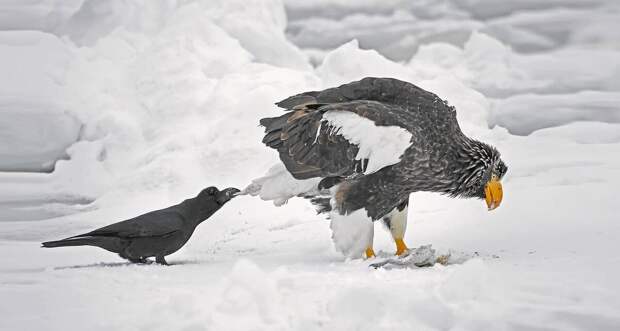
[53,259,201,270]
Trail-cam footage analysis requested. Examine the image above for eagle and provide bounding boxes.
[244,77,507,258]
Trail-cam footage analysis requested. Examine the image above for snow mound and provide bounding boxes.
[286,0,620,59]
[490,91,620,135]
[0,31,79,171]
[316,39,414,86]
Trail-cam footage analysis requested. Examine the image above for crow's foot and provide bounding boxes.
[123,255,148,264]
[155,256,169,265]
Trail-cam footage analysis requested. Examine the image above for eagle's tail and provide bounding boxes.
[307,196,332,214]
[238,164,322,207]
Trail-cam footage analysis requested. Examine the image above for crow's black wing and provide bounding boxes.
[77,208,185,239]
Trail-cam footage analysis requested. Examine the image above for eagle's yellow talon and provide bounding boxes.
[365,247,376,259]
[395,238,408,256]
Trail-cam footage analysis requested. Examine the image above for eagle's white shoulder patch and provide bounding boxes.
[321,111,413,174]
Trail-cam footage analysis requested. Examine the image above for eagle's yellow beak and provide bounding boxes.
[484,175,503,211]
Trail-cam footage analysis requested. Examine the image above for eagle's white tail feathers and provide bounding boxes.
[243,164,321,206]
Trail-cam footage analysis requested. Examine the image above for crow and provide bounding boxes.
[42,186,239,265]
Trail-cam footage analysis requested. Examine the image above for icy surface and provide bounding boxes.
[1,0,620,330]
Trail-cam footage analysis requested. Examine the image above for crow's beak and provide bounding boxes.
[216,188,240,204]
[485,175,503,211]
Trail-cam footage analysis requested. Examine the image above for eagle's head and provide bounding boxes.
[455,141,508,211]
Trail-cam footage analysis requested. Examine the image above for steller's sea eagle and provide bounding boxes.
[243,77,507,258]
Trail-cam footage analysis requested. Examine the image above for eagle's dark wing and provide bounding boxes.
[277,77,461,139]
[276,77,448,112]
[261,100,414,180]
[74,209,185,239]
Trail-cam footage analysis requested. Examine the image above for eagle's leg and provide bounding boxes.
[365,247,376,258]
[382,203,409,256]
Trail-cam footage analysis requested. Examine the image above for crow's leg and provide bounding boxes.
[128,257,148,264]
[119,253,147,264]
[155,256,169,265]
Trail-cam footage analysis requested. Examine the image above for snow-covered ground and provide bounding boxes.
[1,0,620,330]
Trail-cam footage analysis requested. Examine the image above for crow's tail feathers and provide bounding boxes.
[42,236,95,248]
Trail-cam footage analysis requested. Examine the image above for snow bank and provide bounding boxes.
[5,1,615,208]
[316,39,411,86]
[1,0,616,237]
[530,122,620,144]
[1,0,320,207]
[0,0,82,31]
[490,91,620,135]
[409,32,620,97]
[285,0,620,59]
[0,31,79,171]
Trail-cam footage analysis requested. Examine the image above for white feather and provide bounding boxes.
[244,164,321,206]
[329,208,374,258]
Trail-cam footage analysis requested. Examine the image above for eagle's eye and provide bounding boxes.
[494,160,508,179]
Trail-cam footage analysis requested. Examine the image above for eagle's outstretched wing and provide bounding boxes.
[263,77,462,182]
[261,100,414,181]
[276,77,449,112]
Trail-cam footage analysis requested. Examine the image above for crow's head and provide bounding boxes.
[216,187,241,205]
[197,186,240,205]
[193,186,240,221]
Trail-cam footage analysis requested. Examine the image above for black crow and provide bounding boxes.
[42,186,239,265]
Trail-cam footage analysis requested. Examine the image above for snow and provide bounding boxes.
[490,91,620,135]
[1,0,620,330]
[0,31,79,172]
